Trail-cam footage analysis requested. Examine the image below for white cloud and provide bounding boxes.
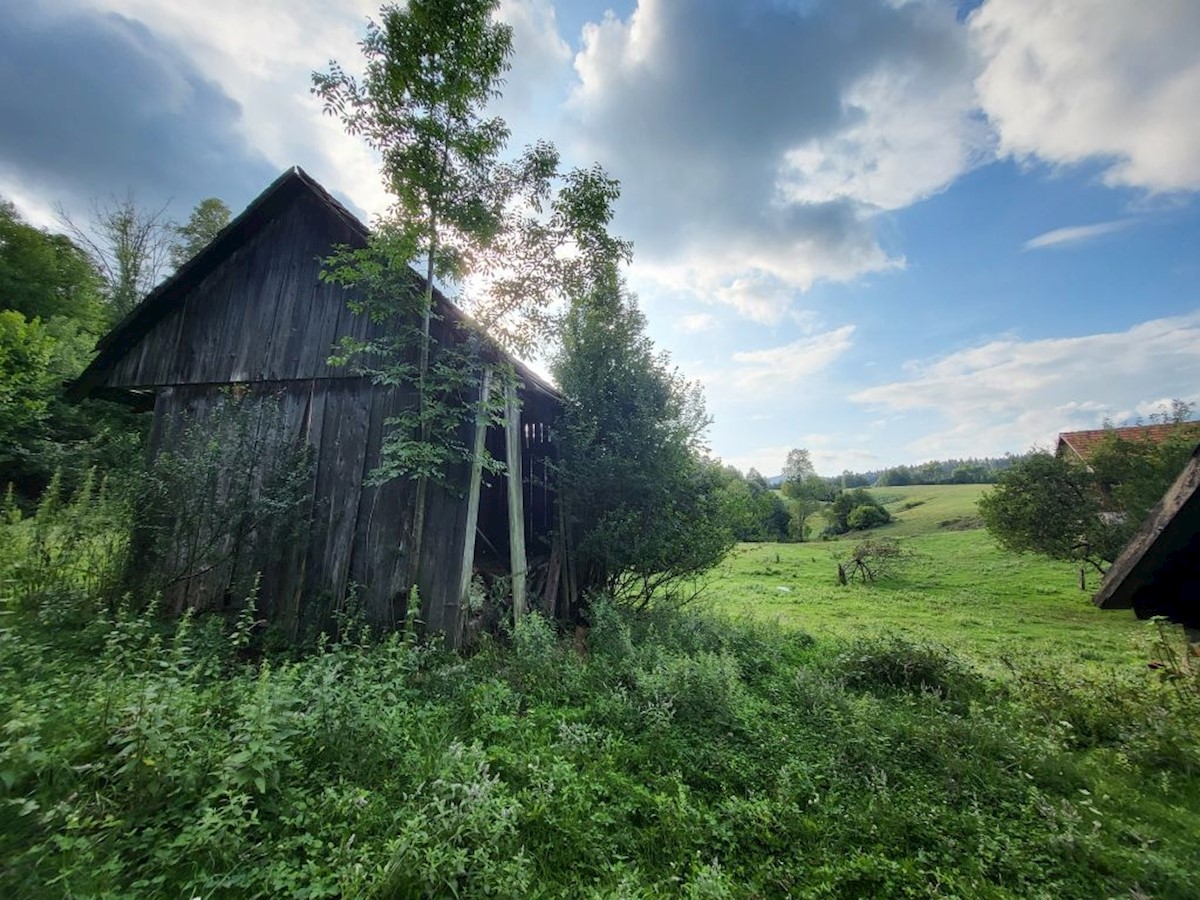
[494,0,572,124]
[66,0,572,220]
[65,0,383,214]
[850,312,1200,458]
[972,0,1200,193]
[0,173,58,229]
[1023,219,1133,250]
[678,313,717,333]
[569,0,985,316]
[779,62,992,211]
[721,446,793,478]
[731,325,856,389]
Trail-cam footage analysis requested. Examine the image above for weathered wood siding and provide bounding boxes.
[88,170,563,641]
[143,377,476,635]
[105,192,378,389]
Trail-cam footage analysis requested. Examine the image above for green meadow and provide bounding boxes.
[705,485,1147,671]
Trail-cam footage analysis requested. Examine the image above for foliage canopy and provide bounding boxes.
[980,414,1199,572]
[553,269,733,606]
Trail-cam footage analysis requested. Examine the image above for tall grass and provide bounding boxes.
[1,483,1197,897]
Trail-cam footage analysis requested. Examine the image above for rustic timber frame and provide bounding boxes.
[1093,444,1200,632]
[70,167,566,646]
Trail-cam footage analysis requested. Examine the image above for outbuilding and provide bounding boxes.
[70,167,568,646]
[1093,445,1200,635]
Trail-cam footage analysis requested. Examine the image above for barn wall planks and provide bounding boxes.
[140,378,432,633]
[105,194,375,389]
[349,383,417,629]
[83,169,565,645]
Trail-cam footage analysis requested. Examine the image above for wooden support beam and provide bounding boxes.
[505,381,528,622]
[543,542,561,618]
[450,366,492,649]
[556,490,578,621]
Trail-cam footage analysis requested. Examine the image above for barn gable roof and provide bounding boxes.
[69,166,558,402]
[1055,424,1186,462]
[1094,444,1200,612]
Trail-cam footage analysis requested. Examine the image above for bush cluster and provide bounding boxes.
[822,488,892,537]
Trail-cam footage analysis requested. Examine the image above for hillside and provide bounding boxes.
[866,483,989,536]
[708,485,1149,670]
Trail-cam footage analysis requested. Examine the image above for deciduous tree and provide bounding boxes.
[0,203,145,499]
[980,413,1200,575]
[978,452,1116,573]
[554,268,732,607]
[314,0,520,584]
[170,198,231,268]
[316,1,632,608]
[781,448,815,486]
[58,192,173,319]
[1,201,105,329]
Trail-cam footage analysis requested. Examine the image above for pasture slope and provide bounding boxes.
[707,484,1149,670]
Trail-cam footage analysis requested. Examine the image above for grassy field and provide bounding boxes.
[3,483,1198,897]
[706,485,1150,671]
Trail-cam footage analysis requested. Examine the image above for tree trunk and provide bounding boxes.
[408,241,437,603]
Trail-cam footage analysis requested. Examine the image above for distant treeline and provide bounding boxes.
[766,455,1025,489]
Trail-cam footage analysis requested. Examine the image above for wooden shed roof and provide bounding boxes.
[1056,424,1184,462]
[70,166,559,402]
[1093,444,1200,611]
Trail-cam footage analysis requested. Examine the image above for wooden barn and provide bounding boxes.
[1056,423,1192,464]
[1094,444,1200,635]
[70,167,568,647]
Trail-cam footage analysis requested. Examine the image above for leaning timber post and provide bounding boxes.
[505,380,528,622]
[449,366,493,649]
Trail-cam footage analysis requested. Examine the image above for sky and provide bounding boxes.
[2,0,1199,476]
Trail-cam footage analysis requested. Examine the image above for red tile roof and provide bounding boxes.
[1056,423,1196,462]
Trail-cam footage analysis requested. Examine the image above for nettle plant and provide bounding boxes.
[0,468,131,622]
[130,393,314,607]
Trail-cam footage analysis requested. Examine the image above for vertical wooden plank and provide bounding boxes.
[449,367,493,648]
[322,383,372,614]
[350,382,416,630]
[543,542,561,618]
[418,462,470,637]
[558,491,578,621]
[506,381,528,622]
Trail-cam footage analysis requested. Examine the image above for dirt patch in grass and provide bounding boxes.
[939,515,984,531]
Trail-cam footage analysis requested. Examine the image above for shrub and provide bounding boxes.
[824,488,890,536]
[837,635,988,708]
[846,502,890,530]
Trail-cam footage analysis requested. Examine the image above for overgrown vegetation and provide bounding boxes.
[2,557,1196,897]
[3,4,1197,893]
[2,480,1197,896]
[129,395,315,617]
[0,201,146,502]
[980,410,1200,573]
[553,269,733,607]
